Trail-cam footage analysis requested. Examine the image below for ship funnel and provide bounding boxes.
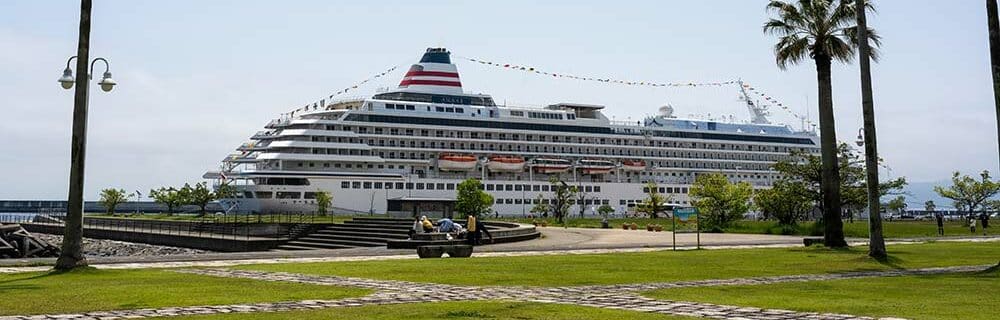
[397,48,463,94]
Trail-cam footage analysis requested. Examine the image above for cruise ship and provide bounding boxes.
[205,48,819,216]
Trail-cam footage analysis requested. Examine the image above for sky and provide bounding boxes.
[0,0,997,205]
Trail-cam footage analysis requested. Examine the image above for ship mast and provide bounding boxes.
[737,79,771,124]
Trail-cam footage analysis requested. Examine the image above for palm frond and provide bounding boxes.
[842,26,882,61]
[821,35,856,63]
[775,34,811,70]
[767,0,808,28]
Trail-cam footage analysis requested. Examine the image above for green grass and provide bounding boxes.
[238,241,1000,287]
[644,268,1000,320]
[165,301,694,320]
[0,268,371,316]
[501,217,698,231]
[725,220,983,238]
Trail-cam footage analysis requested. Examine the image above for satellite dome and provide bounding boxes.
[658,104,676,118]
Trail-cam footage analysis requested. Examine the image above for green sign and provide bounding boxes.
[673,207,697,221]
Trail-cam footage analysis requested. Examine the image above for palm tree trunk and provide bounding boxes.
[55,0,93,271]
[857,0,886,259]
[814,54,847,248]
[988,0,1000,167]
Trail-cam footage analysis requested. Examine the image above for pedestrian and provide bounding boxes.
[969,217,977,234]
[465,215,493,245]
[980,212,990,236]
[935,212,945,236]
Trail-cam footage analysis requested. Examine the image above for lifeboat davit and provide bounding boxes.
[531,158,572,174]
[487,155,526,172]
[437,153,477,171]
[577,159,615,175]
[621,160,647,172]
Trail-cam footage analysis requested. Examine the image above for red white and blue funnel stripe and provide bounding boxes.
[397,48,463,94]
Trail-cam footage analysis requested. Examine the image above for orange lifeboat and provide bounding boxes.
[486,155,526,172]
[577,159,615,175]
[437,153,477,171]
[621,160,646,172]
[531,158,572,174]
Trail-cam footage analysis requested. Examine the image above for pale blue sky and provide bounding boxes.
[0,1,997,203]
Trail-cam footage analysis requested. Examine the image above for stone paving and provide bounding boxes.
[3,264,989,320]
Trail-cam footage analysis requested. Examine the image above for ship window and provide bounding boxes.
[426,183,435,190]
[455,108,464,113]
[363,182,372,189]
[352,182,361,189]
[384,182,392,189]
[304,192,316,199]
[341,181,350,188]
[405,183,414,189]
[514,185,522,191]
[505,199,513,204]
[396,182,404,189]
[254,191,273,199]
[446,183,455,190]
[486,184,494,191]
[594,186,601,192]
[445,107,454,112]
[585,186,593,193]
[496,198,503,204]
[505,184,513,191]
[437,183,445,190]
[542,185,550,192]
[510,111,524,117]
[276,192,301,199]
[406,105,415,110]
[514,199,522,204]
[416,183,425,190]
[436,107,445,112]
[532,185,540,192]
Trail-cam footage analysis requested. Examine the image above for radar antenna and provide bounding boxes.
[737,79,771,124]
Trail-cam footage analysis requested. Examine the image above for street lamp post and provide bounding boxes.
[54,0,117,270]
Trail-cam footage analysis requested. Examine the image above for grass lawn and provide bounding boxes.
[725,220,983,238]
[165,301,695,320]
[238,241,1000,287]
[644,267,1000,320]
[0,268,370,316]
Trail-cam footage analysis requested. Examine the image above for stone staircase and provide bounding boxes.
[275,217,412,251]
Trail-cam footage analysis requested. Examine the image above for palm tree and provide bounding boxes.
[855,0,885,259]
[988,0,1000,167]
[764,0,879,247]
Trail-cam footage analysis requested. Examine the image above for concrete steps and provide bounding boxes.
[273,217,415,251]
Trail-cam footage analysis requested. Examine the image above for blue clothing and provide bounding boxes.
[437,218,456,233]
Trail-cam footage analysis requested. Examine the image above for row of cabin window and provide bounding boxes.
[341,181,456,191]
[496,198,612,205]
[385,103,416,110]
[643,186,690,194]
[253,191,313,199]
[435,106,465,113]
[295,162,406,170]
[334,124,813,154]
[485,184,601,193]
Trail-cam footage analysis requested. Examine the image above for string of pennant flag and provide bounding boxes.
[286,65,399,116]
[460,56,814,128]
[459,56,738,88]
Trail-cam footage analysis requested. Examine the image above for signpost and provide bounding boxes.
[672,207,700,250]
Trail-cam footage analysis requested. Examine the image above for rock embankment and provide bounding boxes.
[34,234,207,257]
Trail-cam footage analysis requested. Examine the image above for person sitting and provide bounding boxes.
[437,218,456,233]
[409,216,423,239]
[421,216,434,233]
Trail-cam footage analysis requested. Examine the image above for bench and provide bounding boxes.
[803,237,824,246]
[416,244,474,258]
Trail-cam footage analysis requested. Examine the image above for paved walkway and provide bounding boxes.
[3,264,990,320]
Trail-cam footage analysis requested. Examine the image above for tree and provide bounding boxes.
[754,180,812,228]
[924,200,937,213]
[530,194,550,218]
[315,190,332,216]
[575,184,592,218]
[548,177,577,224]
[598,204,615,219]
[98,188,129,216]
[886,196,907,215]
[180,182,233,217]
[855,0,886,260]
[636,182,671,219]
[454,178,494,218]
[149,187,183,215]
[934,171,1000,218]
[773,143,907,219]
[764,0,880,247]
[988,0,1000,166]
[689,173,754,232]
